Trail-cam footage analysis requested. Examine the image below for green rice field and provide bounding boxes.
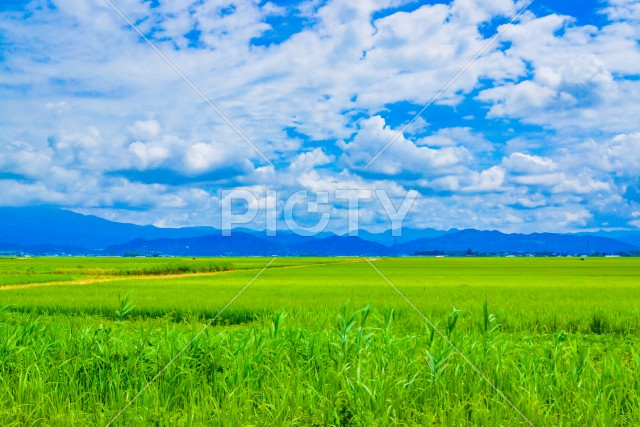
[0,256,639,425]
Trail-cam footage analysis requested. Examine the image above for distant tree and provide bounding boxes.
[465,247,474,256]
[415,250,446,256]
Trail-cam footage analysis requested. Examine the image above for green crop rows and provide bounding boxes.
[0,257,638,425]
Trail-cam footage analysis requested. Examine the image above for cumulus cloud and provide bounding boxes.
[602,0,640,22]
[504,153,557,175]
[476,8,640,135]
[595,133,640,175]
[0,0,639,232]
[339,116,473,177]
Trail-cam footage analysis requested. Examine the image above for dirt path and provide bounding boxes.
[0,258,366,292]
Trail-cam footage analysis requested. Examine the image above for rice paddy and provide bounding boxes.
[0,256,638,425]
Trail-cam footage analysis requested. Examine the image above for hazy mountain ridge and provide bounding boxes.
[105,233,281,256]
[0,206,218,249]
[1,207,638,256]
[398,229,637,255]
[575,231,640,248]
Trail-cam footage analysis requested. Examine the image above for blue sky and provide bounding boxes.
[1,0,640,233]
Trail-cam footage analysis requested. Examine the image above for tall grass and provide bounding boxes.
[0,257,638,425]
[0,257,345,286]
[0,305,638,425]
[54,261,234,277]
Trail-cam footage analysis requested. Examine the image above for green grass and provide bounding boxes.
[0,256,344,287]
[0,257,639,425]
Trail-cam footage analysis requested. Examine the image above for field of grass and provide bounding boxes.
[0,257,341,288]
[0,257,639,425]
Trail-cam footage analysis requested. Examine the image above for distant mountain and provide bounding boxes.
[106,234,391,257]
[105,230,638,256]
[398,229,638,255]
[576,231,640,248]
[105,233,281,256]
[0,242,88,256]
[0,206,218,249]
[235,228,335,246]
[286,236,392,256]
[356,228,455,247]
[1,206,638,256]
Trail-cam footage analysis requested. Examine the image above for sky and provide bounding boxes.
[1,0,640,234]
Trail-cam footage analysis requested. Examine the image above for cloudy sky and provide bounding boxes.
[1,0,640,233]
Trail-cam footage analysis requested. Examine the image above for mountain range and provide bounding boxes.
[1,206,638,256]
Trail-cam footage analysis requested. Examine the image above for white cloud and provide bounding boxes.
[480,80,559,118]
[1,0,639,232]
[339,116,472,177]
[0,138,53,177]
[128,120,161,140]
[417,127,493,153]
[476,8,640,135]
[504,152,557,175]
[289,148,334,172]
[602,0,640,22]
[464,166,506,192]
[561,133,640,176]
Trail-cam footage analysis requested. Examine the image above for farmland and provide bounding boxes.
[0,257,639,425]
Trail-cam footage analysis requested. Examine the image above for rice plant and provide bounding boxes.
[0,257,638,425]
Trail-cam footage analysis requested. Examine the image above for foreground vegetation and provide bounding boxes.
[0,257,638,425]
